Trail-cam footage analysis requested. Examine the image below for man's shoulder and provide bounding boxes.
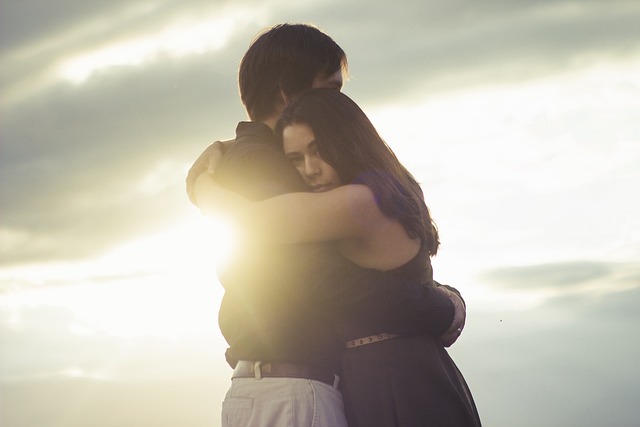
[214,122,306,198]
[223,122,279,156]
[233,121,276,145]
[221,136,282,167]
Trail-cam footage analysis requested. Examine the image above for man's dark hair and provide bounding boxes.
[239,23,347,122]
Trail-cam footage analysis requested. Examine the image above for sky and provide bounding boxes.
[1,0,639,426]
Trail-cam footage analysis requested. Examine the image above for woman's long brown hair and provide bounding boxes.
[276,89,439,256]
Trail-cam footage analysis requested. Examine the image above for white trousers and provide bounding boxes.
[221,377,348,427]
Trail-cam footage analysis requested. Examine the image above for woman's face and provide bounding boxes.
[282,123,342,193]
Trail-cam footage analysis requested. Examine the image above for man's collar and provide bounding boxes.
[235,121,275,143]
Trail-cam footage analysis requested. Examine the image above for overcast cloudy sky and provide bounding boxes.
[1,1,639,426]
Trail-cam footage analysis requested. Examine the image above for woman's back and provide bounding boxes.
[335,192,423,272]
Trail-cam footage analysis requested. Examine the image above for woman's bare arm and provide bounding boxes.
[193,173,388,244]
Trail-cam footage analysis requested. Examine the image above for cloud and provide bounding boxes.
[2,0,640,268]
[0,0,130,49]
[0,299,229,427]
[457,284,640,427]
[0,47,245,265]
[0,374,229,427]
[481,261,610,288]
[0,1,265,265]
[318,0,640,103]
[478,260,640,294]
[0,0,246,55]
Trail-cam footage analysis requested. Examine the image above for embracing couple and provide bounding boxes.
[186,23,482,427]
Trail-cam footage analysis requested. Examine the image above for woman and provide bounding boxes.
[193,89,481,426]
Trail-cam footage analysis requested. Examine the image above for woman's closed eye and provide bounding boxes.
[286,154,304,167]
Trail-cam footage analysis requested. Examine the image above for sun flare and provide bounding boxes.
[0,213,237,341]
[101,213,239,275]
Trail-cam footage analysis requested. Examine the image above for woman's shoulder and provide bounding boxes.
[317,184,403,244]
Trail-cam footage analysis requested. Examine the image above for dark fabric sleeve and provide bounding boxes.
[434,280,466,308]
[309,256,457,340]
[396,281,467,337]
[396,282,455,337]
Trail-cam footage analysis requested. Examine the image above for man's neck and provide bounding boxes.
[261,116,277,131]
[260,103,284,131]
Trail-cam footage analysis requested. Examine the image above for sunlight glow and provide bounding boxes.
[371,59,640,189]
[0,267,221,340]
[58,367,113,381]
[0,214,236,339]
[0,215,236,291]
[368,59,640,268]
[99,214,238,275]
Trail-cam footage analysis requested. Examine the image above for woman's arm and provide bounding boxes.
[193,172,386,244]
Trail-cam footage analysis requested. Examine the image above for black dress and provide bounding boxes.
[336,245,482,427]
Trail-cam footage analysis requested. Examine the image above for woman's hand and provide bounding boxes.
[186,141,226,205]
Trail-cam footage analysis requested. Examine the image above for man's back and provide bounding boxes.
[214,121,343,371]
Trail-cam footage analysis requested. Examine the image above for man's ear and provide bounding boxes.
[272,89,287,119]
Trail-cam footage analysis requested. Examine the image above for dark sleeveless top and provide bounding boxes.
[335,242,483,427]
[327,242,451,343]
[383,242,433,283]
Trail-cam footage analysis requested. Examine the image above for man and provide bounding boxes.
[186,23,466,426]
